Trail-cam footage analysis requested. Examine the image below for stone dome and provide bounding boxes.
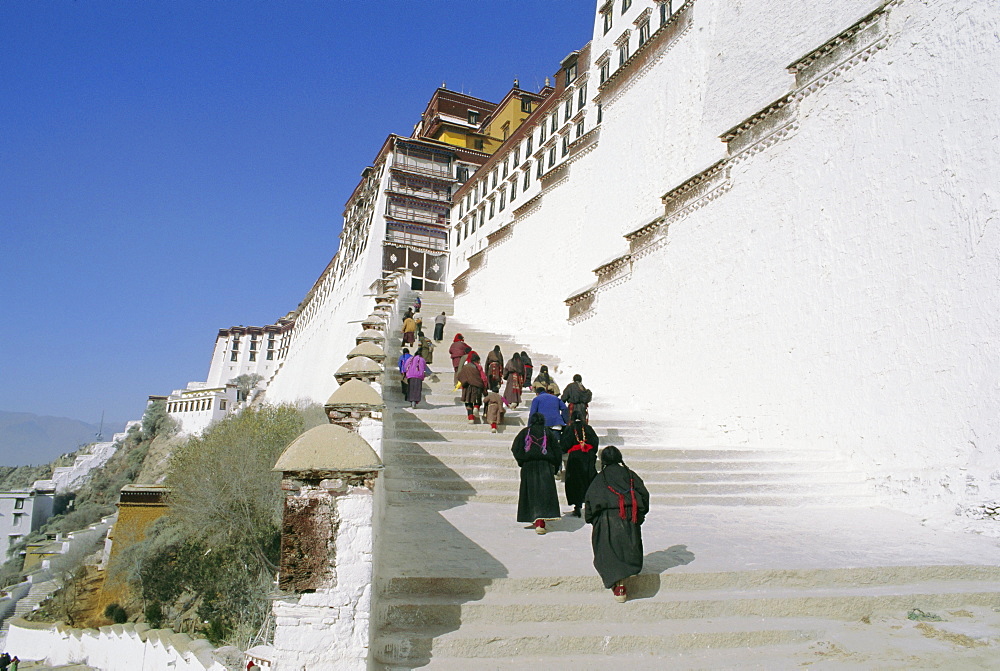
[273,424,382,473]
[335,356,382,375]
[346,342,385,362]
[356,329,386,343]
[325,379,384,408]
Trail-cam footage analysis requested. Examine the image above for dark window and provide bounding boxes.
[489,200,495,218]
[565,98,573,121]
[502,159,508,179]
[660,1,670,26]
[619,40,629,67]
[565,62,578,84]
[521,97,532,113]
[548,147,556,168]
[603,9,612,33]
[551,113,558,132]
[267,351,274,360]
[576,121,585,138]
[456,165,469,182]
[540,123,547,143]
[231,351,239,361]
[600,60,610,84]
[622,0,631,12]
[14,499,24,510]
[526,135,533,154]
[499,187,506,211]
[249,352,256,362]
[537,159,544,178]
[510,177,517,200]
[250,341,257,351]
[562,135,569,156]
[468,110,480,124]
[639,21,650,46]
[513,148,520,165]
[474,138,484,150]
[523,167,531,190]
[598,103,604,124]
[578,84,588,108]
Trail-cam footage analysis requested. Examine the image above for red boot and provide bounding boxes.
[534,519,547,535]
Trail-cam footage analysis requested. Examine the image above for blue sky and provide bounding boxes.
[1,1,596,425]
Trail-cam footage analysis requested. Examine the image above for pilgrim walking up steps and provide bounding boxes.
[375,291,1000,668]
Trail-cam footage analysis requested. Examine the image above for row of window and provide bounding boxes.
[454,114,597,248]
[600,2,675,84]
[458,90,597,221]
[168,398,226,413]
[231,350,275,362]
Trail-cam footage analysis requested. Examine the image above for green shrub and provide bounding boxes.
[104,603,128,624]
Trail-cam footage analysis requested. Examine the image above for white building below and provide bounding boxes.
[0,480,56,560]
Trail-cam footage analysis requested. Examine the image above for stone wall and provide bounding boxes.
[454,0,1000,513]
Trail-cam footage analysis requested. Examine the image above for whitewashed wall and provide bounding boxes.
[5,618,231,671]
[265,219,388,407]
[454,0,1000,513]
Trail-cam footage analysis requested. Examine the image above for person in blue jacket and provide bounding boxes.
[528,386,568,429]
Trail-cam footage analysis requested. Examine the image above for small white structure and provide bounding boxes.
[0,480,56,560]
[205,318,295,389]
[165,383,238,436]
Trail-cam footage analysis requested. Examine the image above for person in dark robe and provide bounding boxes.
[512,412,562,534]
[584,446,650,602]
[532,365,560,395]
[456,352,488,422]
[485,345,504,392]
[403,348,427,408]
[561,417,599,517]
[561,374,593,423]
[449,334,472,372]
[433,311,447,341]
[502,352,524,408]
[397,348,411,398]
[520,351,533,389]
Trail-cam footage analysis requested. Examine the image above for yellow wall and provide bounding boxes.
[97,501,169,613]
[483,96,533,145]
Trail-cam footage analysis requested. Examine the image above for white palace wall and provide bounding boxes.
[455,0,1000,512]
[264,216,388,407]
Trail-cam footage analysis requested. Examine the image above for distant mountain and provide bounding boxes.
[0,411,127,467]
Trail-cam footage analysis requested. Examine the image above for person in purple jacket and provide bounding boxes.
[403,348,428,409]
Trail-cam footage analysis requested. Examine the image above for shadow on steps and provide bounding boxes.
[375,411,510,668]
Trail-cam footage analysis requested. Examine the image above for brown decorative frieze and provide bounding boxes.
[568,128,601,160]
[719,94,796,155]
[661,159,729,218]
[787,1,894,89]
[540,162,570,189]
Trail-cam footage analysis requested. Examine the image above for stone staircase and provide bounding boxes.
[372,291,1000,669]
[0,576,58,639]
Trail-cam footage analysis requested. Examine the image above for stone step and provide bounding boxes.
[391,425,718,443]
[385,465,867,484]
[384,440,849,463]
[379,565,1000,597]
[385,453,854,472]
[385,477,873,497]
[377,580,1000,629]
[373,617,820,665]
[385,490,879,507]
